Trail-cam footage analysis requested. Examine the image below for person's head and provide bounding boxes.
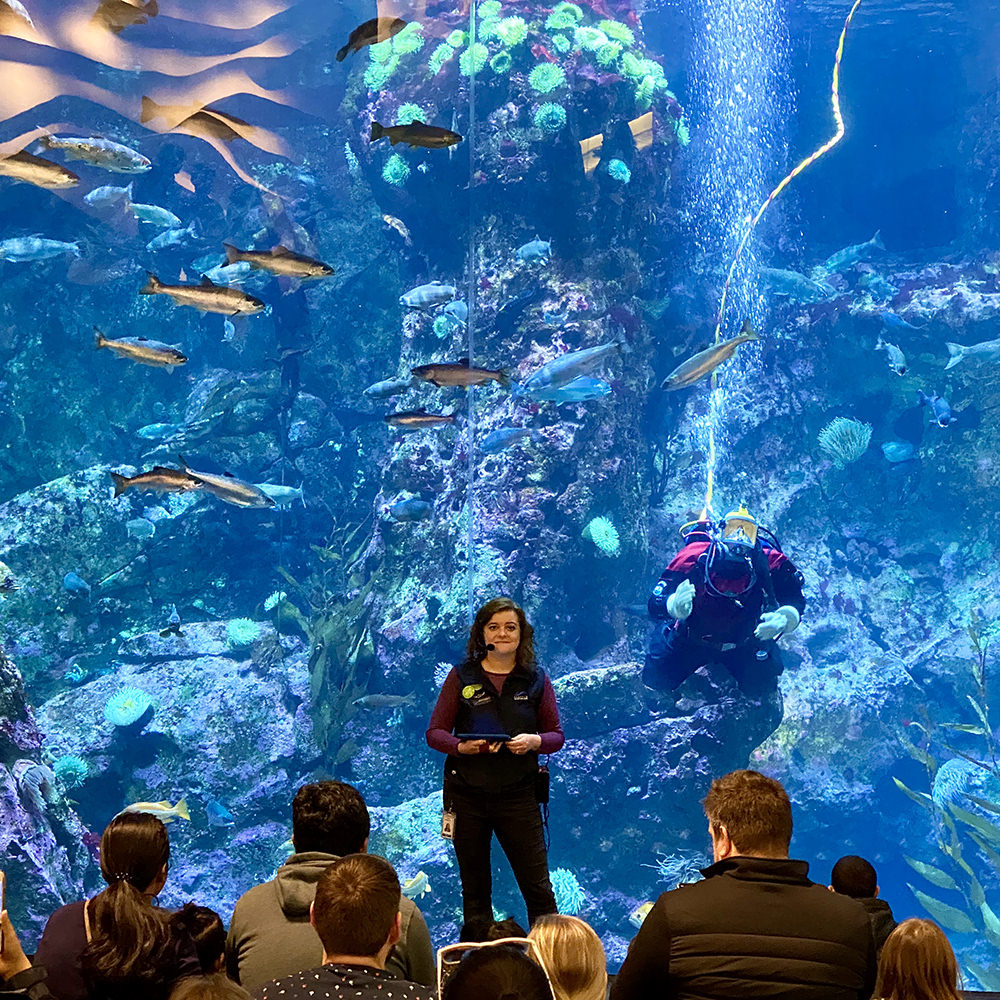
[173,904,226,973]
[99,811,171,895]
[461,916,528,942]
[310,854,401,964]
[702,770,792,861]
[874,919,962,1000]
[466,597,536,671]
[830,855,878,899]
[168,975,250,1000]
[528,916,606,1000]
[291,781,370,855]
[443,945,553,1000]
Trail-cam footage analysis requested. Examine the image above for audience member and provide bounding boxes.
[1,909,55,999]
[830,855,897,955]
[251,854,435,1000]
[226,781,433,990]
[441,944,553,1000]
[168,975,250,1000]
[34,812,201,1000]
[611,769,877,1000]
[874,919,962,1000]
[173,906,226,974]
[529,916,606,1000]
[459,917,527,942]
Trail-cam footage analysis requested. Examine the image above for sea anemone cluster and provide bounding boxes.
[818,417,872,469]
[103,686,153,727]
[550,867,586,914]
[582,516,621,556]
[226,618,262,649]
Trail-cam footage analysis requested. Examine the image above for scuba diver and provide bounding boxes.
[643,505,805,703]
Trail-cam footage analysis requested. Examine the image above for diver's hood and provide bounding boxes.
[274,851,342,916]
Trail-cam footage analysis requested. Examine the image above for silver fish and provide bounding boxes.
[132,203,182,228]
[178,457,275,508]
[520,341,622,393]
[38,134,150,173]
[945,337,1000,370]
[400,281,456,310]
[875,336,907,376]
[0,236,80,261]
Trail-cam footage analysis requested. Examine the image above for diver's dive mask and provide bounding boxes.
[721,504,759,549]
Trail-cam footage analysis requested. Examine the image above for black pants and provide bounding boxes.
[449,784,556,928]
[643,621,783,696]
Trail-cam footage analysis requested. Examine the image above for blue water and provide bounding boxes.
[3,0,1000,985]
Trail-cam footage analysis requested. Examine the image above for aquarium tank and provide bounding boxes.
[3,0,1000,985]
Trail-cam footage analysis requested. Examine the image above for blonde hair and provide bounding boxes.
[874,919,962,1000]
[528,915,607,1000]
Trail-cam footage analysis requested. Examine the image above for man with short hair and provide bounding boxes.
[830,854,897,955]
[251,854,436,1000]
[227,781,434,990]
[611,770,877,1000]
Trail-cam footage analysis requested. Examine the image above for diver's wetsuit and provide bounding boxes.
[644,540,805,696]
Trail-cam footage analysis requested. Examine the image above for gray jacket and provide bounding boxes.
[226,852,435,992]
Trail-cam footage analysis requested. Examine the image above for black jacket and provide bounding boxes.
[611,856,877,1000]
[860,896,897,955]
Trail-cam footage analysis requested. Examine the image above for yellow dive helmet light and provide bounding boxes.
[721,504,759,548]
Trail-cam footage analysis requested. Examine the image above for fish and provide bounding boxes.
[364,375,416,399]
[0,237,80,262]
[400,281,457,310]
[202,261,253,286]
[95,328,187,369]
[109,466,203,497]
[38,134,151,173]
[223,243,334,279]
[917,390,958,428]
[628,901,654,930]
[352,693,417,710]
[516,238,551,264]
[63,571,91,596]
[120,798,189,822]
[386,498,433,521]
[205,797,235,827]
[159,604,183,637]
[858,272,897,300]
[140,273,265,315]
[759,266,836,302]
[131,203,182,228]
[480,427,534,453]
[382,214,411,244]
[945,337,1000,370]
[443,300,468,327]
[881,441,915,463]
[520,341,623,394]
[660,323,758,391]
[177,456,276,508]
[384,409,457,429]
[875,336,907,376]
[411,359,510,388]
[525,376,612,403]
[136,422,185,440]
[254,483,305,508]
[370,120,463,149]
[91,0,158,34]
[127,517,156,540]
[336,16,407,61]
[146,222,198,252]
[401,871,432,900]
[0,150,78,189]
[881,309,920,331]
[822,230,884,273]
[84,181,133,208]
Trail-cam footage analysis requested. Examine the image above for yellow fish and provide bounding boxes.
[402,871,432,900]
[628,900,653,930]
[660,321,759,391]
[120,798,189,823]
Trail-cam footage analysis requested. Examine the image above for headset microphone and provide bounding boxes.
[486,643,496,651]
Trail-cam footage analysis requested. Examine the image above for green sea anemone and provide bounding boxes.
[551,33,571,54]
[619,51,644,80]
[392,22,425,53]
[433,315,454,337]
[369,39,394,63]
[364,53,399,91]
[545,1,582,30]
[382,153,410,187]
[573,26,608,50]
[53,754,88,789]
[428,42,456,75]
[533,102,567,134]
[595,41,622,66]
[607,158,631,183]
[635,75,655,110]
[460,42,489,76]
[396,102,426,125]
[478,0,502,18]
[479,18,500,40]
[104,686,154,727]
[490,50,513,74]
[447,29,467,46]
[673,118,691,146]
[263,590,287,612]
[598,19,634,45]
[528,62,566,94]
[582,516,621,556]
[226,617,262,649]
[496,15,527,46]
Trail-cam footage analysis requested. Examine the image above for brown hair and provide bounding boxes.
[465,597,537,672]
[312,854,400,958]
[874,919,962,1000]
[81,812,175,997]
[169,975,251,1000]
[702,770,792,856]
[529,915,606,1000]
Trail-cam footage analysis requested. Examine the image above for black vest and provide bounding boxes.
[445,659,546,795]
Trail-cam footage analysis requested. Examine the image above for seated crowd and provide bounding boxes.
[0,772,975,1000]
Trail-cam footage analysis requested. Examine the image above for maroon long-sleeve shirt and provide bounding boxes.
[426,667,565,755]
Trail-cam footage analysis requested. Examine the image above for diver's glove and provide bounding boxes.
[754,606,801,641]
[665,580,696,620]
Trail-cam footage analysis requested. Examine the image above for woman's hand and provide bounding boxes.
[457,740,504,754]
[0,910,31,981]
[507,733,542,755]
